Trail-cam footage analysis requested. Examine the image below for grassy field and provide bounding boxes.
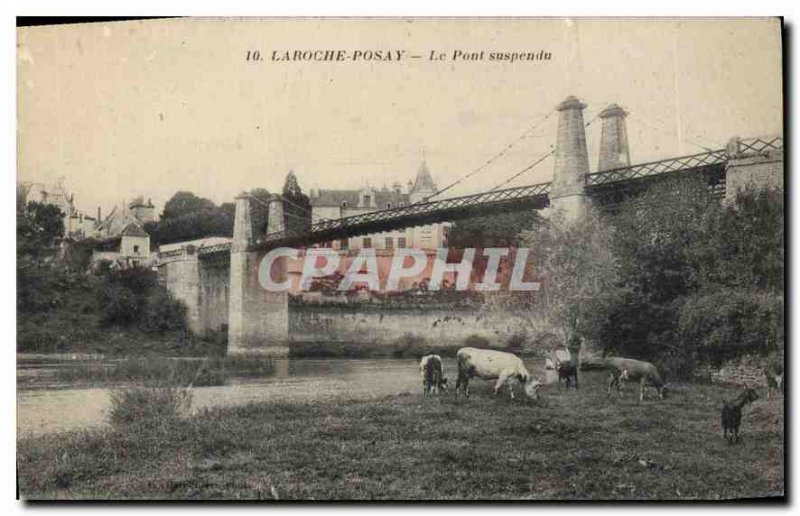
[18,375,784,501]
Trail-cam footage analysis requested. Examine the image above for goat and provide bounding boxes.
[764,362,784,398]
[721,388,759,444]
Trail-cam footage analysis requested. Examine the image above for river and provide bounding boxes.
[17,356,559,437]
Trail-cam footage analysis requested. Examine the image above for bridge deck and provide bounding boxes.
[196,136,782,257]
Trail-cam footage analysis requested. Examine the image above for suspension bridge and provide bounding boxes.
[156,95,783,356]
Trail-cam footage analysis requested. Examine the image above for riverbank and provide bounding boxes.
[18,378,783,500]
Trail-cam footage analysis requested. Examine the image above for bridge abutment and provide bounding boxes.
[724,137,784,203]
[227,193,290,356]
[550,96,590,223]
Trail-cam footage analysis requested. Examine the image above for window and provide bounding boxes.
[363,237,372,248]
[385,237,393,249]
[399,202,406,207]
[362,195,371,206]
[339,238,349,250]
[397,237,407,248]
[387,202,392,209]
[341,201,348,209]
[133,245,140,255]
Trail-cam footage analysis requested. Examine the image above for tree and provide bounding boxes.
[282,170,311,235]
[17,201,65,259]
[249,188,272,238]
[599,175,716,368]
[448,211,541,248]
[149,191,234,245]
[521,207,619,346]
[161,191,217,220]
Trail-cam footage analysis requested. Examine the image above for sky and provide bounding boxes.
[17,17,783,217]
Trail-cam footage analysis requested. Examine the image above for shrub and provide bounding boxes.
[108,386,191,431]
[506,331,528,351]
[99,285,140,327]
[142,289,188,332]
[678,290,783,367]
[463,334,490,348]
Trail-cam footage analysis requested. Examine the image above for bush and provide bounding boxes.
[506,331,527,351]
[99,285,140,327]
[463,334,490,348]
[108,386,191,431]
[678,290,783,367]
[142,289,188,332]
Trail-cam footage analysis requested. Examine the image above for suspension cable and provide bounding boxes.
[422,110,556,202]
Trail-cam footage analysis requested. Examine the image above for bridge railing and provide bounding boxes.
[585,136,783,188]
[196,136,782,256]
[254,181,551,247]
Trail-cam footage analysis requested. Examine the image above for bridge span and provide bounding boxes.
[157,95,783,356]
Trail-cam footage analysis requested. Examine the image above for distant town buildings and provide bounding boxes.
[18,178,158,268]
[18,178,97,239]
[308,161,450,251]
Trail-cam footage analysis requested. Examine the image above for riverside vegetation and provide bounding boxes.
[18,370,783,500]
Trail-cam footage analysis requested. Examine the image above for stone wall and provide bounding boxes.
[288,303,539,349]
[725,148,783,203]
[198,261,230,334]
[694,356,774,387]
[160,256,201,333]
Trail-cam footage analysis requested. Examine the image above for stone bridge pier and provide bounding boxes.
[227,193,290,356]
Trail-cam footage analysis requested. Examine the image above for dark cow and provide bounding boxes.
[556,359,579,390]
[420,354,447,395]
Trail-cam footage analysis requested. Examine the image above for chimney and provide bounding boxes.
[97,206,101,222]
[550,96,590,222]
[597,104,630,171]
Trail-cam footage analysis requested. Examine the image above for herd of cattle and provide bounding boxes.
[419,347,784,444]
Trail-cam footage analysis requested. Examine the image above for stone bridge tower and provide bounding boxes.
[227,193,290,355]
[549,96,591,223]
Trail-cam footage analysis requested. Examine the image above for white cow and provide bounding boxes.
[455,347,541,400]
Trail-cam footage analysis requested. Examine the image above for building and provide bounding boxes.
[91,221,155,269]
[308,161,450,251]
[95,197,157,239]
[18,178,97,238]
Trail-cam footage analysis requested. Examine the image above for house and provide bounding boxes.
[308,161,450,251]
[91,221,154,269]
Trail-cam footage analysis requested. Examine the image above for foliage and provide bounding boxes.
[248,187,272,238]
[689,187,784,293]
[108,386,191,431]
[282,170,312,235]
[599,181,783,377]
[448,211,541,248]
[17,201,64,259]
[522,207,619,343]
[147,191,234,246]
[678,290,783,367]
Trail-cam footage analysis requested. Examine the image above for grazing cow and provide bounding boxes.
[604,357,668,401]
[764,362,784,398]
[556,359,579,390]
[419,354,447,395]
[721,388,759,444]
[455,347,541,400]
